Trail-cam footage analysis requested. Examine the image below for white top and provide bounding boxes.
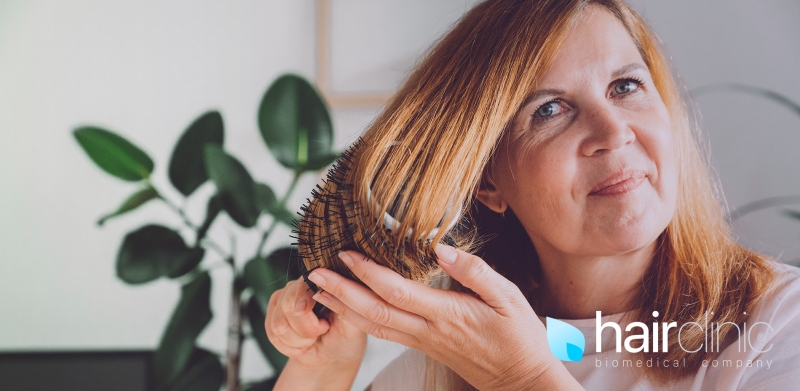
[369,261,800,390]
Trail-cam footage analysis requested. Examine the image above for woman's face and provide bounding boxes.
[481,5,677,258]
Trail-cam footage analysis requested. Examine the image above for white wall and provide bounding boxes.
[630,0,800,263]
[1,1,799,390]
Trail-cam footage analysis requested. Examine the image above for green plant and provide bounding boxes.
[694,83,800,264]
[73,73,340,391]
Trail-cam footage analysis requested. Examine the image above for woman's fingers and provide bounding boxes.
[267,278,330,350]
[312,290,419,348]
[265,335,309,358]
[281,278,330,334]
[326,309,365,340]
[266,287,309,354]
[433,244,522,315]
[307,267,427,335]
[333,250,448,319]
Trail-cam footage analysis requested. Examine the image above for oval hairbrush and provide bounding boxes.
[291,137,462,319]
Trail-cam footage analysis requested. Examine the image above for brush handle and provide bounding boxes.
[312,300,332,319]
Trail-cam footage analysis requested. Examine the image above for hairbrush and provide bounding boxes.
[291,136,463,319]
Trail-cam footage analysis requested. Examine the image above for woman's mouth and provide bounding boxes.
[589,170,647,196]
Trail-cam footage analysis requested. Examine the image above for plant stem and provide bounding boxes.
[727,195,800,222]
[201,238,232,261]
[256,220,280,259]
[255,171,302,257]
[154,186,232,259]
[226,269,245,391]
[225,171,302,390]
[282,171,302,206]
[160,192,199,230]
[205,260,231,271]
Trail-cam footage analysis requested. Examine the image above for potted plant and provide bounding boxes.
[73,73,340,390]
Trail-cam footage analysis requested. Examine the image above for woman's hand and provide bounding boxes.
[264,275,367,374]
[305,244,582,391]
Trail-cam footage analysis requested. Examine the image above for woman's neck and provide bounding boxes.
[531,239,657,320]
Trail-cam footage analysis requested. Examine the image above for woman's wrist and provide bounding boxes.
[487,352,584,391]
[273,357,362,391]
[511,357,584,391]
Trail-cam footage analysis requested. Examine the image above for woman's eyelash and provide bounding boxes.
[612,76,645,96]
[529,77,646,126]
[530,98,565,124]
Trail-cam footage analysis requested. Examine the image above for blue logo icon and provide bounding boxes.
[546,317,585,362]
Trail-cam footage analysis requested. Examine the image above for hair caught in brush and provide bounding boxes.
[291,135,475,318]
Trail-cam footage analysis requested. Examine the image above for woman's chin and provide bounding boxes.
[590,219,665,255]
[603,235,658,256]
[588,195,670,244]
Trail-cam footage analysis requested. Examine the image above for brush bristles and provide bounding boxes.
[292,137,459,293]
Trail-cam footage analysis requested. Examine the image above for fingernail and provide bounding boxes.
[435,244,457,264]
[312,291,325,302]
[308,271,326,287]
[338,252,354,268]
[293,298,307,316]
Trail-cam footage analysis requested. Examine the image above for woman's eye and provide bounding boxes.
[534,100,563,119]
[612,78,642,96]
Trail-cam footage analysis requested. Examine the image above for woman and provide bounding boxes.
[265,0,800,389]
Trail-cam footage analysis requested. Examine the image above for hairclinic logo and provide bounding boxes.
[546,317,586,362]
[545,311,774,363]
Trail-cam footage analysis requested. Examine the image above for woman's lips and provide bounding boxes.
[589,170,647,196]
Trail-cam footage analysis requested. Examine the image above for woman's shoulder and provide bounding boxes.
[743,259,800,342]
[766,258,800,280]
[712,259,800,390]
[760,259,800,313]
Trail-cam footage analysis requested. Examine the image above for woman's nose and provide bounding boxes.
[579,103,635,157]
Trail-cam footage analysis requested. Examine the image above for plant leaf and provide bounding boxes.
[781,209,800,221]
[247,295,288,372]
[270,207,297,227]
[97,185,160,226]
[243,257,278,310]
[258,74,333,171]
[154,272,213,388]
[166,247,206,279]
[196,194,222,244]
[204,145,260,228]
[305,151,341,172]
[244,246,299,309]
[254,183,278,214]
[116,225,199,284]
[254,183,296,227]
[692,83,800,118]
[169,111,225,196]
[268,246,301,282]
[244,246,299,372]
[163,347,224,391]
[73,126,154,181]
[243,378,277,391]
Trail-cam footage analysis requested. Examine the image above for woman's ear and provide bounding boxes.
[474,170,508,214]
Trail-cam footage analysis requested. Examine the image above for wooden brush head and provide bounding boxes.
[292,137,462,318]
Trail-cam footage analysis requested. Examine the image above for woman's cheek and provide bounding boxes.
[505,130,579,214]
[641,112,678,214]
[529,152,576,217]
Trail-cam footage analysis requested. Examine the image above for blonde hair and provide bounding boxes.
[334,0,777,388]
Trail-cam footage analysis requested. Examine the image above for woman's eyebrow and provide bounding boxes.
[521,88,564,108]
[611,62,647,78]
